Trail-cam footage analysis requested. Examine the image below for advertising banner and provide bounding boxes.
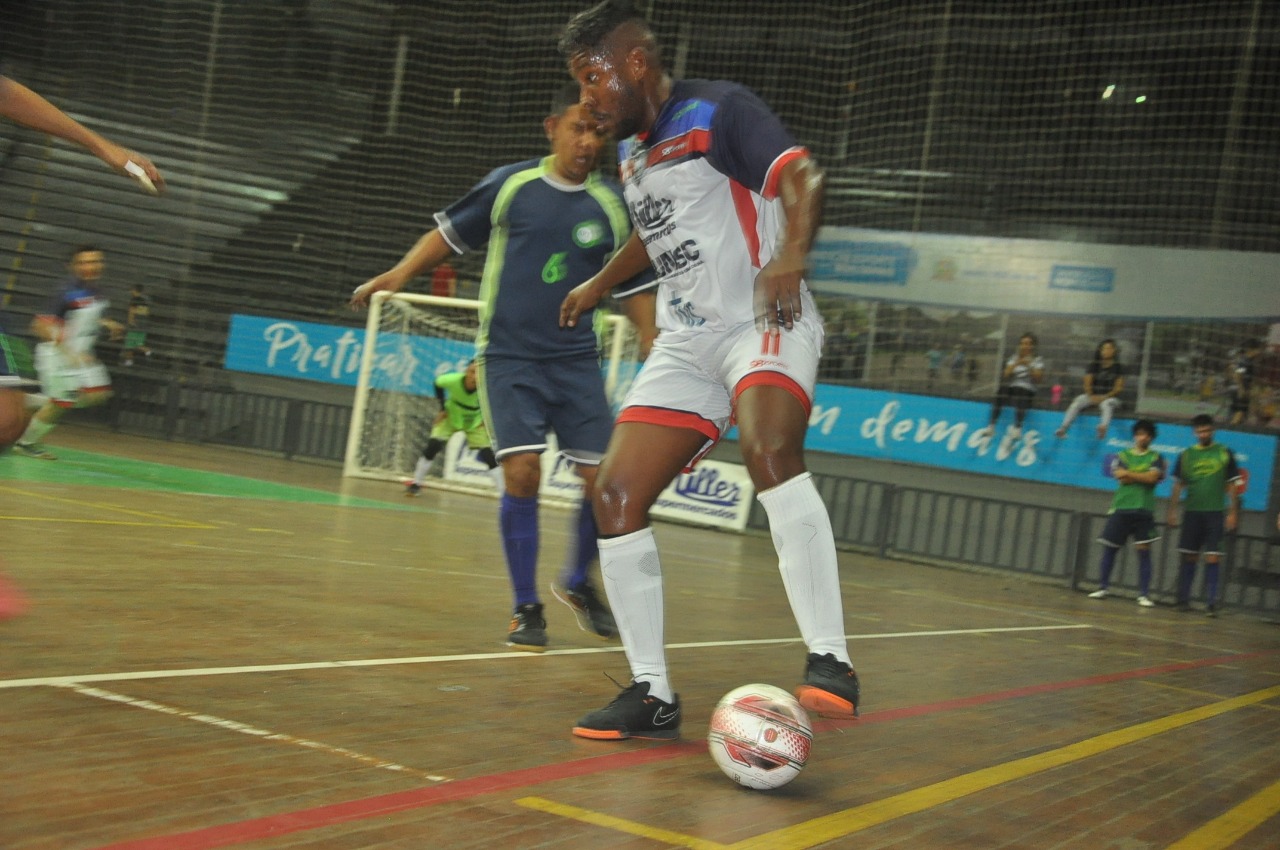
[443,433,755,531]
[224,314,472,391]
[801,384,1275,511]
[809,227,1280,319]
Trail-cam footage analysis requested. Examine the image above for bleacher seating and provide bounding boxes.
[0,94,357,377]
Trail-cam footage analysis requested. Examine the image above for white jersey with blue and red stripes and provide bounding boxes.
[618,79,818,334]
[44,279,109,357]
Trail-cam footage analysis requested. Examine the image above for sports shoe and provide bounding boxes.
[1088,588,1109,599]
[551,580,616,639]
[1137,595,1155,608]
[1205,604,1218,618]
[507,603,547,652]
[572,680,681,740]
[795,652,860,717]
[14,442,55,460]
[404,482,422,497]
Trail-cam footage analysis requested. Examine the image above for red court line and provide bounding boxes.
[95,649,1277,850]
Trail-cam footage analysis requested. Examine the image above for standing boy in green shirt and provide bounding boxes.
[1165,414,1241,616]
[1088,419,1168,607]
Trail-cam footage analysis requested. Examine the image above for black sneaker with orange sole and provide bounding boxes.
[572,680,681,740]
[795,652,860,717]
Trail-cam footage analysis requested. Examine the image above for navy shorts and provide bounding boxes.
[1098,509,1159,548]
[478,354,613,464]
[1177,510,1226,556]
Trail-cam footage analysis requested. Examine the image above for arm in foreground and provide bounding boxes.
[754,156,823,331]
[560,231,653,328]
[0,76,165,193]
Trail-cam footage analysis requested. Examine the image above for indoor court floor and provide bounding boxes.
[2,427,1278,850]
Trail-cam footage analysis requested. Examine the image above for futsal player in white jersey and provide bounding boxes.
[558,0,859,741]
[15,246,124,459]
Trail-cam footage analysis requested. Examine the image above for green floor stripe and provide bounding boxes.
[0,447,419,511]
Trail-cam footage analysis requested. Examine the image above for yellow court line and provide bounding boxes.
[1143,680,1280,712]
[734,684,1280,850]
[519,685,1280,850]
[0,485,216,529]
[515,797,730,850]
[1164,777,1280,850]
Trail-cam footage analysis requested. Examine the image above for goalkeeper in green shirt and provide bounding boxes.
[1088,419,1168,607]
[406,361,502,495]
[1165,414,1241,616]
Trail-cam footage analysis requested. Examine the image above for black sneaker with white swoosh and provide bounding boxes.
[572,679,681,740]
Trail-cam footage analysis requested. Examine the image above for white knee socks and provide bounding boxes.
[598,527,673,703]
[758,472,851,665]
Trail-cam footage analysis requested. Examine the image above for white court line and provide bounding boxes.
[0,624,1090,689]
[57,683,451,783]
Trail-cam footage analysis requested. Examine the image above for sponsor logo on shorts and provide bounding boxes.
[673,466,742,508]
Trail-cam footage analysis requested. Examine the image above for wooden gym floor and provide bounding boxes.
[2,427,1278,850]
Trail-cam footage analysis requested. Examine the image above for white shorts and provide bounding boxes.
[35,343,112,406]
[618,314,824,466]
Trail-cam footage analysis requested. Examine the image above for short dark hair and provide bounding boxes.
[558,0,647,58]
[1132,418,1157,438]
[1191,414,1215,428]
[549,82,581,117]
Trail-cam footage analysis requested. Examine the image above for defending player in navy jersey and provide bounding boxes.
[352,84,656,652]
[558,0,859,741]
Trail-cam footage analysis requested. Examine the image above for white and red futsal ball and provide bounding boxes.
[708,683,812,790]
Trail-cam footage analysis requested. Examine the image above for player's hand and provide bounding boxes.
[104,319,126,341]
[1225,509,1238,533]
[560,279,603,328]
[100,142,166,195]
[1165,509,1179,528]
[350,271,406,309]
[753,253,806,331]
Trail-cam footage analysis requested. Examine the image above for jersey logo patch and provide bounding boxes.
[573,220,606,249]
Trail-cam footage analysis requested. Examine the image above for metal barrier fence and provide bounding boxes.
[747,471,1279,617]
[96,376,1279,617]
[100,374,351,462]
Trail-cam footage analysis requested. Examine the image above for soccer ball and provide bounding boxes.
[708,683,812,790]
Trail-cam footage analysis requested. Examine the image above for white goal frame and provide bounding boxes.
[342,291,639,499]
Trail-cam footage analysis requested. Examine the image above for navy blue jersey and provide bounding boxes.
[435,156,646,360]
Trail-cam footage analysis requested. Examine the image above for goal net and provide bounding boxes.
[342,292,642,499]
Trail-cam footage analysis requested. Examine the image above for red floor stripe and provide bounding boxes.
[94,649,1277,850]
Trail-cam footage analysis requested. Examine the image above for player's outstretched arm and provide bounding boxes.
[350,229,455,309]
[0,76,165,194]
[560,231,651,328]
[755,156,823,332]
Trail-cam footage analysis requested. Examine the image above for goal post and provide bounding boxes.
[342,291,642,498]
